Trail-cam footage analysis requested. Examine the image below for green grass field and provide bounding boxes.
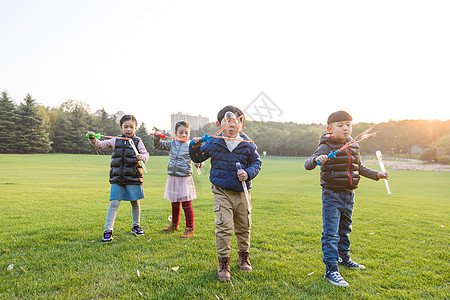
[0,154,449,299]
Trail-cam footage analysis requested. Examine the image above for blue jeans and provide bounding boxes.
[321,188,354,266]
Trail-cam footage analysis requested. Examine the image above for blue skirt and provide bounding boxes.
[110,184,144,201]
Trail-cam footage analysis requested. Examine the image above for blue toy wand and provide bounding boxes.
[317,125,380,166]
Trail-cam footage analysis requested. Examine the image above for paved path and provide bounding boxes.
[362,158,450,172]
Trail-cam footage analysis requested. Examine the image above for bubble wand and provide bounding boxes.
[153,133,187,142]
[87,133,147,173]
[190,112,254,146]
[86,133,130,140]
[376,150,391,194]
[317,125,380,166]
[236,162,252,212]
[128,139,148,173]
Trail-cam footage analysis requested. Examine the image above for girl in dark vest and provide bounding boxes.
[87,115,149,243]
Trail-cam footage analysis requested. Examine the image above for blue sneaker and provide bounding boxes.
[131,225,145,236]
[325,265,349,287]
[339,255,366,269]
[102,230,113,243]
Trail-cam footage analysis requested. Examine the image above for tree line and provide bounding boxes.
[1,91,449,163]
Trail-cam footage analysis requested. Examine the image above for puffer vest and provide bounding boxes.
[167,140,192,177]
[320,135,361,191]
[109,136,143,185]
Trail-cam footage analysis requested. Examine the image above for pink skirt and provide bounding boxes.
[164,175,197,202]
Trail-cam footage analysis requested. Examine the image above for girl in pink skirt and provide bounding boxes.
[154,121,200,238]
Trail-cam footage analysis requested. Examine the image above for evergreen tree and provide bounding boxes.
[60,100,94,154]
[0,90,18,153]
[136,122,165,156]
[93,108,119,136]
[45,108,59,153]
[15,94,52,153]
[51,111,73,153]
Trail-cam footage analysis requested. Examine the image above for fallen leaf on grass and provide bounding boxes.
[11,235,17,243]
[378,263,388,266]
[19,266,27,273]
[7,264,14,271]
[91,240,96,243]
[137,290,144,297]
[215,295,220,300]
[171,267,179,272]
[368,232,374,235]
[402,260,409,263]
[137,269,140,277]
[441,225,444,228]
[307,272,314,276]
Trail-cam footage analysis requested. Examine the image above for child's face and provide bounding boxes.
[120,120,137,138]
[327,121,352,142]
[175,126,190,140]
[217,115,243,138]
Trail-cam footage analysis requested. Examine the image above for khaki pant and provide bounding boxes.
[212,184,251,257]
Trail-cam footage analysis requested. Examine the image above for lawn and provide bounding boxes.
[0,154,449,299]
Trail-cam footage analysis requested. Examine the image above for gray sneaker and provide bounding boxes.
[338,255,366,269]
[325,265,349,287]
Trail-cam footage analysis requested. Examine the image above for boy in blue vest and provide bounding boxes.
[304,111,389,287]
[189,105,262,281]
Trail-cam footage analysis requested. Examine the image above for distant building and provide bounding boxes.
[411,145,423,154]
[92,110,125,122]
[171,112,209,131]
[114,111,125,121]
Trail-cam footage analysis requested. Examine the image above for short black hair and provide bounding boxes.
[217,105,244,122]
[175,121,190,132]
[327,111,352,125]
[120,115,138,127]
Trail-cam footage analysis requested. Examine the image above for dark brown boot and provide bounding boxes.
[162,222,179,232]
[238,250,253,272]
[217,256,231,281]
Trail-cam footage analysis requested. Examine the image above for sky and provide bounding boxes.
[1,0,449,130]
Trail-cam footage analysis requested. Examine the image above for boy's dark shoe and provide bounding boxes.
[180,228,194,238]
[162,222,179,232]
[338,254,366,269]
[217,256,231,281]
[131,225,145,236]
[324,265,349,287]
[102,230,113,243]
[238,250,253,271]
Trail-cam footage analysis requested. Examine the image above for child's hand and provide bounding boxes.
[87,131,96,140]
[136,154,145,161]
[377,171,389,180]
[237,169,248,181]
[315,155,329,165]
[191,137,203,149]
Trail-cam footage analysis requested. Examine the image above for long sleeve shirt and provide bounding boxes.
[89,137,149,163]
